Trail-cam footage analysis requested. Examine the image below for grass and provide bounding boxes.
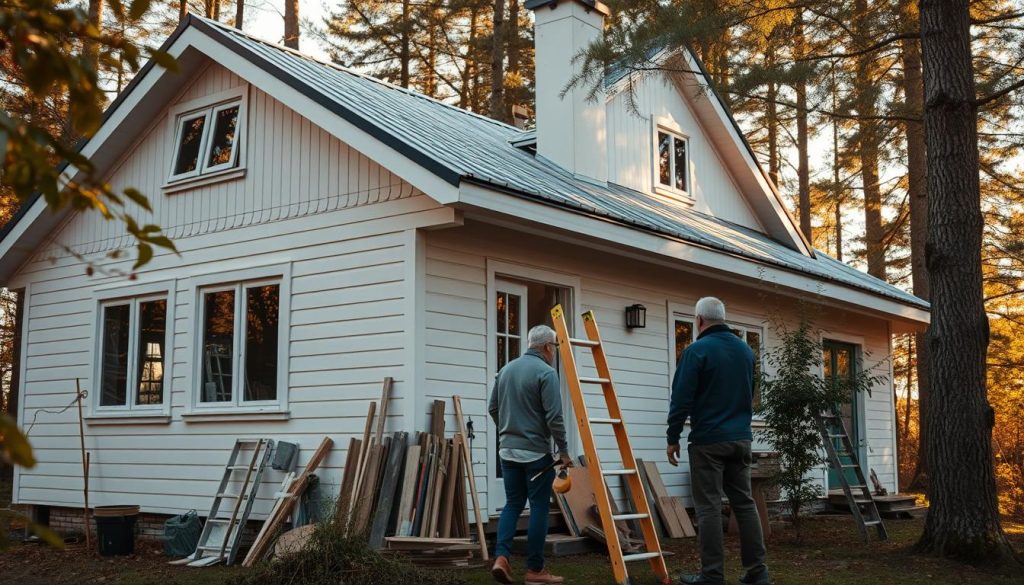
[0,516,1020,584]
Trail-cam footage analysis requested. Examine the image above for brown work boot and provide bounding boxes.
[490,555,514,584]
[525,568,564,584]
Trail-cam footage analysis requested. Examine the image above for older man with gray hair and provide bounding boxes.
[488,324,572,585]
[667,297,770,585]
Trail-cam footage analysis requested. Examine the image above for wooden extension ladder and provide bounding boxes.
[814,413,888,541]
[550,305,670,585]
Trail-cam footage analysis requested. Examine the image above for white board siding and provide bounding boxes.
[11,58,452,514]
[424,220,900,510]
[606,73,763,231]
[33,62,416,264]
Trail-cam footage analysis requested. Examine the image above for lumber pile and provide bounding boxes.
[333,390,488,566]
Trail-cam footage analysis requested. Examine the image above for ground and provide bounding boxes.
[1,516,1020,584]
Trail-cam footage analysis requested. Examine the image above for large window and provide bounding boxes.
[98,297,167,409]
[672,315,763,406]
[656,128,690,198]
[169,100,243,182]
[199,281,280,406]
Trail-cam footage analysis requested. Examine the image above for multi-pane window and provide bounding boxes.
[98,298,167,409]
[657,129,689,196]
[673,316,763,405]
[199,281,280,406]
[169,100,242,181]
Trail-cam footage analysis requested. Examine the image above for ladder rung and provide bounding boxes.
[590,417,622,425]
[198,545,227,552]
[623,552,661,562]
[612,513,649,521]
[579,377,611,385]
[863,520,883,526]
[602,469,637,476]
[827,434,847,439]
[236,439,263,444]
[840,464,859,468]
[216,493,247,500]
[206,518,236,524]
[569,337,600,347]
[227,465,251,470]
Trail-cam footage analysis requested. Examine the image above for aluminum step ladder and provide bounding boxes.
[550,305,670,585]
[815,413,887,541]
[188,438,274,566]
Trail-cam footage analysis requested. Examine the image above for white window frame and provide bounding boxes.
[652,118,693,202]
[90,280,176,418]
[166,87,248,184]
[187,263,291,416]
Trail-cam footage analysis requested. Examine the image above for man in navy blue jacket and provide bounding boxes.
[667,297,769,585]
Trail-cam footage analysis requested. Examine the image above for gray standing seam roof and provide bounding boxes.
[169,18,932,311]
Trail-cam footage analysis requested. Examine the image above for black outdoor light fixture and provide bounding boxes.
[625,304,647,329]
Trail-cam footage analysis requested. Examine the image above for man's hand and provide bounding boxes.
[559,453,574,468]
[666,443,681,467]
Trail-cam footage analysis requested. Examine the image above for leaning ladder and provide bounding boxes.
[814,413,887,541]
[550,305,670,585]
[189,438,275,566]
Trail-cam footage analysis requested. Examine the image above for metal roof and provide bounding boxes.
[194,17,928,310]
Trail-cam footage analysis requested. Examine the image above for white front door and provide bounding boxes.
[490,279,529,511]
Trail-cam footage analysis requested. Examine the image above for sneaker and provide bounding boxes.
[679,573,725,585]
[525,568,565,584]
[490,555,513,584]
[738,568,771,585]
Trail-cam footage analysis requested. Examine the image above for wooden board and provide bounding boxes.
[634,459,666,537]
[426,439,449,538]
[411,435,433,537]
[439,435,463,538]
[641,460,695,538]
[664,496,696,538]
[336,438,361,520]
[452,395,488,560]
[369,432,408,548]
[375,377,394,443]
[355,443,385,533]
[656,496,685,538]
[348,401,376,518]
[394,444,421,537]
[430,399,446,439]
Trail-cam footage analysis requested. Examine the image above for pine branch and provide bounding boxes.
[974,77,1024,108]
[795,32,917,63]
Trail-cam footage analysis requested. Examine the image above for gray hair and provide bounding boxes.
[527,324,557,349]
[695,297,726,323]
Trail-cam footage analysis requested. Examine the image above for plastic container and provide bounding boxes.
[93,505,140,556]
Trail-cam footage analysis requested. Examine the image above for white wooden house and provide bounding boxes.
[0,1,928,522]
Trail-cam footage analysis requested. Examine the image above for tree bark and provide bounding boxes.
[794,11,812,242]
[179,0,188,22]
[490,0,507,122]
[899,0,932,493]
[284,0,299,49]
[854,0,886,281]
[916,0,1019,565]
[85,0,103,72]
[508,0,520,109]
[234,0,244,29]
[399,0,411,88]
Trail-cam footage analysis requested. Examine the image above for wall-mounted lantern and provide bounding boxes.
[625,304,647,329]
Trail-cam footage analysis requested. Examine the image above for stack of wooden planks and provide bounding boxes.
[636,459,696,538]
[334,390,488,566]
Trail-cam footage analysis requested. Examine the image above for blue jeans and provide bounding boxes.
[495,454,555,571]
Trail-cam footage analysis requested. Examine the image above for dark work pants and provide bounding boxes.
[494,454,555,571]
[689,440,768,582]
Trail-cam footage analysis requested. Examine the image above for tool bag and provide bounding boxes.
[162,510,202,557]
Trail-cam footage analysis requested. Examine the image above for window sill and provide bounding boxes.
[181,409,290,423]
[163,168,246,194]
[654,184,695,205]
[84,413,171,426]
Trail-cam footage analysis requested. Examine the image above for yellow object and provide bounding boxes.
[553,467,572,494]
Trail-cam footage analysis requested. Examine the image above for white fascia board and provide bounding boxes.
[458,182,930,326]
[188,33,460,206]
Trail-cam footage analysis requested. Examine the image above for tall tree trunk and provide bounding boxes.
[85,0,103,72]
[399,0,411,88]
[508,0,520,108]
[234,0,244,29]
[284,0,299,49]
[490,0,507,122]
[899,0,932,493]
[854,0,886,280]
[832,74,844,261]
[916,0,1018,564]
[794,11,812,242]
[460,6,479,109]
[765,36,780,187]
[179,0,188,22]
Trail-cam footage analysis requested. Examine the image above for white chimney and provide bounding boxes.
[526,0,609,183]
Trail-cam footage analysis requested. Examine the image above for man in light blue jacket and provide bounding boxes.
[488,324,572,585]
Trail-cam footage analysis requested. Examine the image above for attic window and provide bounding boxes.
[168,98,244,182]
[655,128,691,199]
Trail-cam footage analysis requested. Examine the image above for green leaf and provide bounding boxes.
[123,188,152,212]
[146,48,179,73]
[0,415,36,468]
[133,243,153,270]
[148,235,178,253]
[128,0,151,20]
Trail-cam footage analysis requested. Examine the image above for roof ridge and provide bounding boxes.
[193,15,523,134]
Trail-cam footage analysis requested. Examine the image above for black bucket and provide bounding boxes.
[94,505,140,556]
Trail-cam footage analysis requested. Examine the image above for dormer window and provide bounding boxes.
[167,91,246,184]
[655,127,690,199]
